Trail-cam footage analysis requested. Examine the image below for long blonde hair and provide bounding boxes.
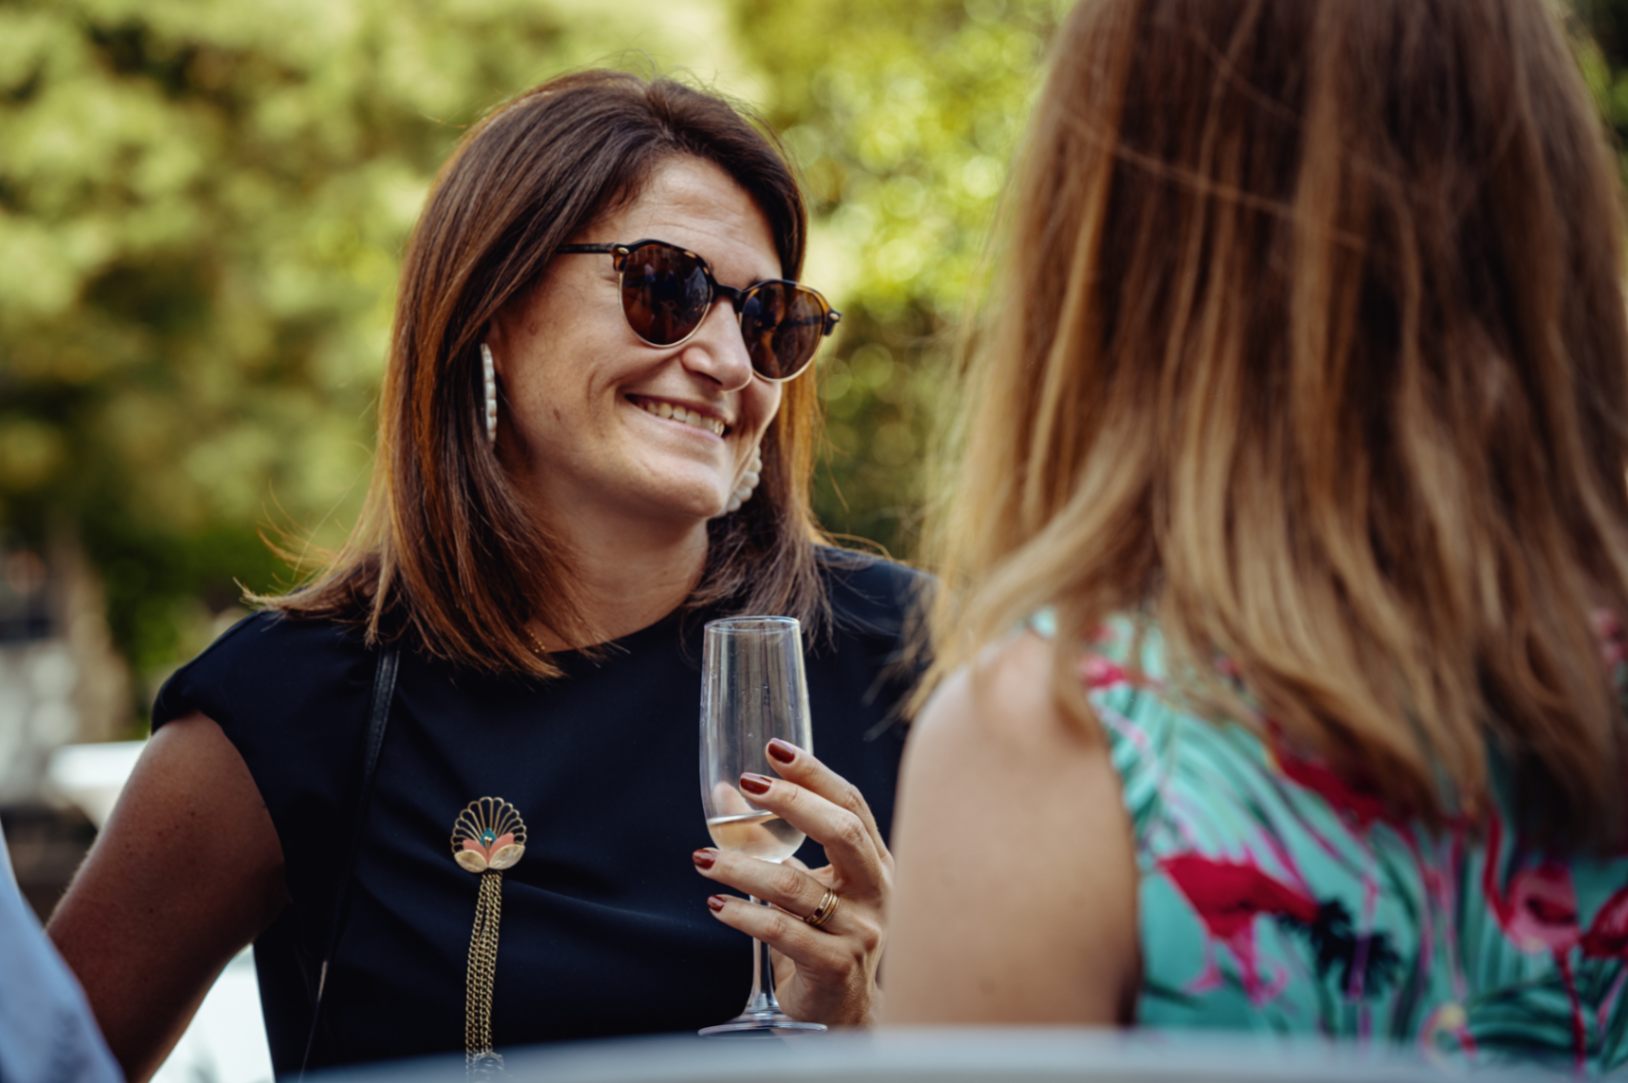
[926,0,1628,846]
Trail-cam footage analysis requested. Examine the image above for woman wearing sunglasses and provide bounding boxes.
[48,71,917,1078]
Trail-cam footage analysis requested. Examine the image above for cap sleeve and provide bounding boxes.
[151,611,376,919]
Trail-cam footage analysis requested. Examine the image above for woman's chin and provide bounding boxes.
[620,480,733,528]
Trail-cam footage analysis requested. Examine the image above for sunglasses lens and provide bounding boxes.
[740,283,828,380]
[620,242,711,345]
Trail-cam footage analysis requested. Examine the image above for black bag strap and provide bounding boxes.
[298,647,399,1079]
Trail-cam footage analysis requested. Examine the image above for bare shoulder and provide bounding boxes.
[912,630,1093,758]
[886,631,1138,1026]
[48,712,286,1080]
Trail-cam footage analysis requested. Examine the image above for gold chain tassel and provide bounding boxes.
[449,796,527,1079]
[465,870,505,1075]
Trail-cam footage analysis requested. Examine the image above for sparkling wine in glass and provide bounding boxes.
[698,616,826,1036]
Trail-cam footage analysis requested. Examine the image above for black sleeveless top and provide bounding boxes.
[152,551,923,1074]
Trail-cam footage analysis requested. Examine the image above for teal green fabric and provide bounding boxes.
[1034,612,1628,1074]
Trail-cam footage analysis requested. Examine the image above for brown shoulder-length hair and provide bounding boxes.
[926,0,1628,847]
[266,70,828,677]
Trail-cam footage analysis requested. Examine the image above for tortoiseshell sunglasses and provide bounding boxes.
[557,238,840,382]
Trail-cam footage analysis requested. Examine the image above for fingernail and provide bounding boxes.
[766,739,799,765]
[692,848,717,870]
[707,894,727,913]
[740,772,773,796]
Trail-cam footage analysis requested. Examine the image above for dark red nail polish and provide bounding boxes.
[767,739,799,765]
[740,772,773,796]
[692,848,717,870]
[707,895,727,913]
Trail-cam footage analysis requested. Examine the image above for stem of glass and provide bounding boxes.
[743,896,782,1015]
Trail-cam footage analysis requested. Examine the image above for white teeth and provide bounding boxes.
[636,398,726,436]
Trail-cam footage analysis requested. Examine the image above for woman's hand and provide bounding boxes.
[692,738,892,1027]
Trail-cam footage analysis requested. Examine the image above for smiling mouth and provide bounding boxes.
[627,395,729,437]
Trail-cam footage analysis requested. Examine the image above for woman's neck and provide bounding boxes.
[532,502,710,651]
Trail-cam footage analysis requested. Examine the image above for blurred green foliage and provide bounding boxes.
[1577,0,1628,147]
[0,0,1065,703]
[1,0,575,679]
[5,0,1623,713]
[733,0,1067,550]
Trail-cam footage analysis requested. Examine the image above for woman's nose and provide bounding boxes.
[679,300,755,393]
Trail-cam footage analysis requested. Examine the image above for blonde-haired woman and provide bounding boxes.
[886,0,1628,1071]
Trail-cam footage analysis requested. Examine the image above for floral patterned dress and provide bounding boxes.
[1036,614,1628,1074]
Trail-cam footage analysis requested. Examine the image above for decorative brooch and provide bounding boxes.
[450,797,527,1076]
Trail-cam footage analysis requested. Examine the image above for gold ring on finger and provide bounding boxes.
[804,888,841,929]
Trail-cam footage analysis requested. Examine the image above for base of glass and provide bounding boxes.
[698,1010,828,1037]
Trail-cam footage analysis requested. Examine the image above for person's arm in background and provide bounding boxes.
[47,713,286,1081]
[883,632,1140,1024]
[0,821,121,1083]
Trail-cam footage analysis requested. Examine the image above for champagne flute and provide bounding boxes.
[698,616,826,1036]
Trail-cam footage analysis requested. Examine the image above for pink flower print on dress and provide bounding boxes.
[1505,866,1582,954]
[1582,887,1628,1041]
[1263,724,1396,1036]
[1160,852,1402,1008]
[1265,725,1391,831]
[1483,811,1586,1071]
[1482,813,1581,955]
[1160,853,1319,1004]
[1583,886,1628,960]
[1080,655,1130,691]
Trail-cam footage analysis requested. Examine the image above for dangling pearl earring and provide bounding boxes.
[725,445,763,514]
[479,343,498,447]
